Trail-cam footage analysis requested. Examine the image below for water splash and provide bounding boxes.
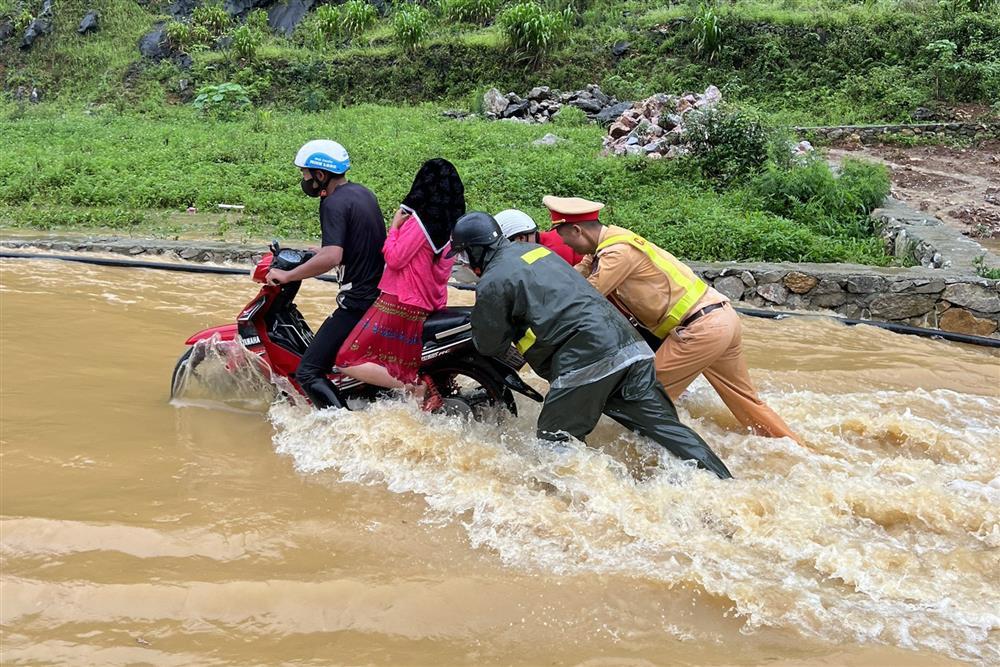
[268,383,1000,664]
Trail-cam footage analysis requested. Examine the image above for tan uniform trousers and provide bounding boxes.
[655,302,799,440]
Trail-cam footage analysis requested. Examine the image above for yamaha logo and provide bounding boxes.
[241,335,262,347]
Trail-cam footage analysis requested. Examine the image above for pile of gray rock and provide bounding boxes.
[479,84,633,125]
[601,85,722,159]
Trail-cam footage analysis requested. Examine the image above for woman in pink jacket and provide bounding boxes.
[335,159,465,410]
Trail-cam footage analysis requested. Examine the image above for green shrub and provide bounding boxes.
[682,106,771,183]
[749,157,890,238]
[245,9,270,34]
[313,4,342,41]
[440,0,502,25]
[192,82,251,119]
[552,105,587,126]
[231,24,261,62]
[192,3,231,36]
[691,2,723,62]
[341,0,378,36]
[393,5,432,52]
[924,39,964,100]
[498,2,570,58]
[973,255,1000,279]
[13,9,33,32]
[838,66,929,122]
[164,20,192,51]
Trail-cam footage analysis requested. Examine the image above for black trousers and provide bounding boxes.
[536,359,733,479]
[295,303,370,408]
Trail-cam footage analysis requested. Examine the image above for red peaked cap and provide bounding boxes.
[543,195,605,226]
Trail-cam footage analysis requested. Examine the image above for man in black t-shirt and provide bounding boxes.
[267,140,387,409]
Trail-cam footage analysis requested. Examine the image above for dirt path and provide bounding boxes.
[829,140,1000,252]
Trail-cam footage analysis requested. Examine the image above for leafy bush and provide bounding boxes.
[192,3,231,36]
[341,0,378,36]
[924,39,964,100]
[192,82,251,119]
[231,24,261,62]
[838,66,929,122]
[165,20,216,53]
[682,106,771,183]
[499,2,570,58]
[749,157,890,239]
[393,5,432,52]
[313,4,342,42]
[440,0,502,25]
[245,9,270,34]
[973,255,1000,280]
[691,2,723,62]
[552,105,587,126]
[13,9,33,32]
[164,20,192,51]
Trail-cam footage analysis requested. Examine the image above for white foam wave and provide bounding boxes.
[267,384,1000,664]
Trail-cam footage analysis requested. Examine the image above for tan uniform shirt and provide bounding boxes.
[576,225,725,330]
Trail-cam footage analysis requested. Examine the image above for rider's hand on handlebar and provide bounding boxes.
[266,268,290,286]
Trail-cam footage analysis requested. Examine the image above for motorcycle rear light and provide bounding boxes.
[498,345,526,370]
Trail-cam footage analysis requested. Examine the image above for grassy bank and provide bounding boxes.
[2,0,998,125]
[0,104,891,264]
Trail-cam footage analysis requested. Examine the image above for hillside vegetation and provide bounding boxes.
[2,0,995,265]
[2,0,998,123]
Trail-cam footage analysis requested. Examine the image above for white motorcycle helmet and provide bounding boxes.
[494,209,538,240]
[294,139,351,174]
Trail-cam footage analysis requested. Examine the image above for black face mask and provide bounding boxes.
[466,245,490,275]
[300,178,323,198]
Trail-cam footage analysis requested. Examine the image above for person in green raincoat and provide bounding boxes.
[447,211,732,480]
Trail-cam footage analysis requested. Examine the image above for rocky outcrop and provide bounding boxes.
[266,0,315,36]
[78,10,100,35]
[138,23,172,60]
[19,17,51,50]
[477,85,631,125]
[0,20,14,45]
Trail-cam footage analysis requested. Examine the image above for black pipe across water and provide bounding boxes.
[3,251,998,349]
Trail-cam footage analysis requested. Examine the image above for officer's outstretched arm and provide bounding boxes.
[587,246,631,296]
[471,281,515,357]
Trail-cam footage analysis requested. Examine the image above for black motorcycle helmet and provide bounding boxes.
[447,211,507,275]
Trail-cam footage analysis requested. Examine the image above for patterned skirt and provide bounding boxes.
[335,293,429,385]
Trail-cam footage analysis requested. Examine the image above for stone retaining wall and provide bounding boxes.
[3,229,999,338]
[795,122,999,144]
[871,198,1000,273]
[691,262,999,337]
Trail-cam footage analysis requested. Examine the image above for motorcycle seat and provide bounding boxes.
[423,307,472,342]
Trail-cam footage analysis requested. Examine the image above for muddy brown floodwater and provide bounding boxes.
[2,258,999,666]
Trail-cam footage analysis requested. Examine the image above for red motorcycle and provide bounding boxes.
[171,242,542,417]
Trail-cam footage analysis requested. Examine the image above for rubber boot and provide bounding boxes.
[301,378,344,410]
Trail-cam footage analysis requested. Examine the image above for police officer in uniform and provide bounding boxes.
[448,211,732,479]
[547,195,798,441]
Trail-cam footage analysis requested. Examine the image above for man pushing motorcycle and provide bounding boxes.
[266,140,387,409]
[448,211,733,479]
